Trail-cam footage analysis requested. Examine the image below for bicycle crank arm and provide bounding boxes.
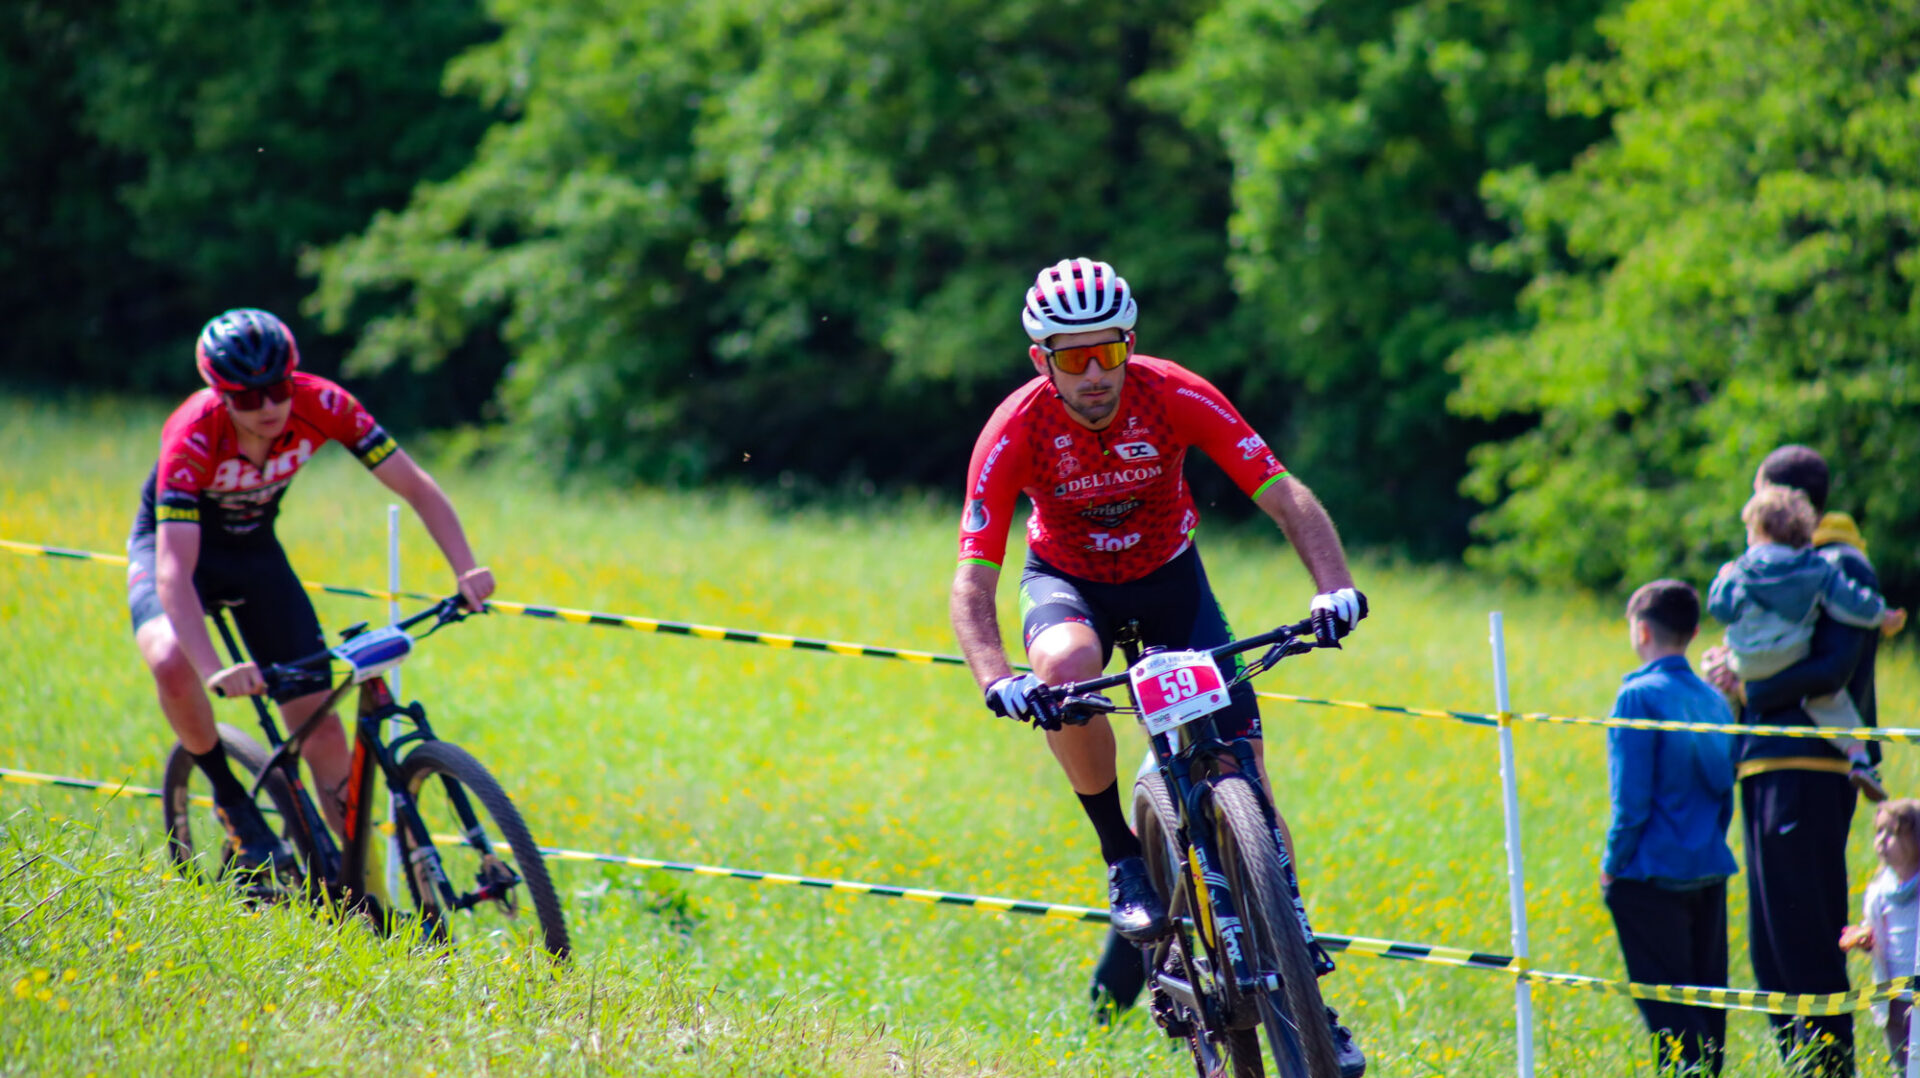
[1154,969,1205,1015]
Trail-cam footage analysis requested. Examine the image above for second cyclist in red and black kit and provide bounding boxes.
[128,309,496,875]
[949,259,1368,1075]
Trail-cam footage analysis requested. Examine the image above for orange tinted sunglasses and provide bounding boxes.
[222,380,293,411]
[1041,338,1130,376]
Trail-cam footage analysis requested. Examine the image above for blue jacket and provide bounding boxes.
[1603,655,1739,882]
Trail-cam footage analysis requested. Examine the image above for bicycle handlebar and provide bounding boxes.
[258,594,475,687]
[1042,616,1322,701]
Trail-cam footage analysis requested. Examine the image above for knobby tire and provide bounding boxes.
[396,740,570,959]
[1212,776,1341,1078]
[1135,772,1259,1078]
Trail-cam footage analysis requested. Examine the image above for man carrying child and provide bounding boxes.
[1708,483,1904,801]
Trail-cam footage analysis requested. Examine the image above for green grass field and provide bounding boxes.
[3,395,1915,1076]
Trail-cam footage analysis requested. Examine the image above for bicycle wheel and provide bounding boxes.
[160,723,308,880]
[395,740,570,959]
[1212,776,1341,1078]
[1135,772,1259,1078]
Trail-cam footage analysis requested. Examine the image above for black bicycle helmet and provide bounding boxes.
[195,308,300,391]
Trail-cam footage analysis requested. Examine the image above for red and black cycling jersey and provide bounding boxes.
[957,355,1288,584]
[135,372,398,541]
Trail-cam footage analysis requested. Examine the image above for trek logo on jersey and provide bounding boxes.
[973,436,1011,495]
[209,438,316,490]
[1053,464,1163,498]
[1077,499,1142,526]
[962,499,990,533]
[1236,434,1268,461]
[1111,441,1159,461]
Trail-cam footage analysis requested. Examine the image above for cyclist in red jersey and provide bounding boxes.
[128,308,495,874]
[949,259,1367,1074]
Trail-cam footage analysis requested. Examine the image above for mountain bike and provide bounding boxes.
[160,595,571,959]
[1042,617,1340,1078]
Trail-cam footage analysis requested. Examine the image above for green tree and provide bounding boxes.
[1451,0,1920,601]
[1139,0,1611,555]
[308,0,1242,488]
[1,0,493,415]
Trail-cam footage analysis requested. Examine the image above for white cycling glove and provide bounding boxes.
[1310,588,1369,647]
[984,673,1061,730]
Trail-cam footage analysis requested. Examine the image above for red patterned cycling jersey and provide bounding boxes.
[146,372,399,539]
[957,355,1288,583]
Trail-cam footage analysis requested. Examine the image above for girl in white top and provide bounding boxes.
[1842,799,1920,1069]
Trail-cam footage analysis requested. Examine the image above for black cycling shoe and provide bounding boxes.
[1328,1007,1366,1078]
[1106,856,1172,942]
[213,795,294,880]
[1089,926,1147,1024]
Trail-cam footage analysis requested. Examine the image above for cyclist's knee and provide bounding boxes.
[1029,622,1103,683]
[137,621,198,694]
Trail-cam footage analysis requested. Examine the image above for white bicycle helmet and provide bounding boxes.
[1021,257,1137,342]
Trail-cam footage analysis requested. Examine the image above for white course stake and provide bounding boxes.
[384,505,405,900]
[1491,611,1536,1078]
[1908,941,1918,1078]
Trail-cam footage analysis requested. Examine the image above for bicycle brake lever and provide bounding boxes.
[1057,692,1118,727]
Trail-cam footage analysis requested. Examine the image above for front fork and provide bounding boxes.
[1157,731,1331,995]
[355,677,509,914]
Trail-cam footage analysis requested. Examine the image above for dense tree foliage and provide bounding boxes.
[1451,0,1920,600]
[0,0,493,412]
[12,0,1914,595]
[1140,0,1610,554]
[308,0,1243,489]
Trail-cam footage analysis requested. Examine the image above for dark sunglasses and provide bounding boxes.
[222,380,293,411]
[1041,337,1130,376]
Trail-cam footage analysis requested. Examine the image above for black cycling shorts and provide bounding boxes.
[1019,544,1261,741]
[128,528,331,702]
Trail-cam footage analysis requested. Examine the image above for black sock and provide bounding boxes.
[1078,780,1141,864]
[191,744,249,804]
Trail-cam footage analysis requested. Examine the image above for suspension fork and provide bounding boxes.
[344,676,465,912]
[1179,770,1268,993]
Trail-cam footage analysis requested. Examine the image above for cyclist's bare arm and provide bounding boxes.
[155,521,263,696]
[1255,476,1354,594]
[370,448,494,608]
[950,561,1016,692]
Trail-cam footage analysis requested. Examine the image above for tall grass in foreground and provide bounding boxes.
[2,394,1916,1075]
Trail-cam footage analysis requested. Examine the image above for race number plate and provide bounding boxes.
[1130,650,1230,736]
[331,625,414,685]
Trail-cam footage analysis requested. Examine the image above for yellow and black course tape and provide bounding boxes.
[6,763,1916,1016]
[8,535,1918,740]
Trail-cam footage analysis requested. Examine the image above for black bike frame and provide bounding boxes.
[208,600,497,918]
[1058,619,1319,1004]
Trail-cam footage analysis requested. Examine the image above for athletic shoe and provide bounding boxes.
[1328,1007,1366,1078]
[213,795,294,878]
[1851,763,1890,802]
[1106,856,1171,942]
[1088,926,1147,1024]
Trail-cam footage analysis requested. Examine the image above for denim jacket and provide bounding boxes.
[1603,655,1739,882]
